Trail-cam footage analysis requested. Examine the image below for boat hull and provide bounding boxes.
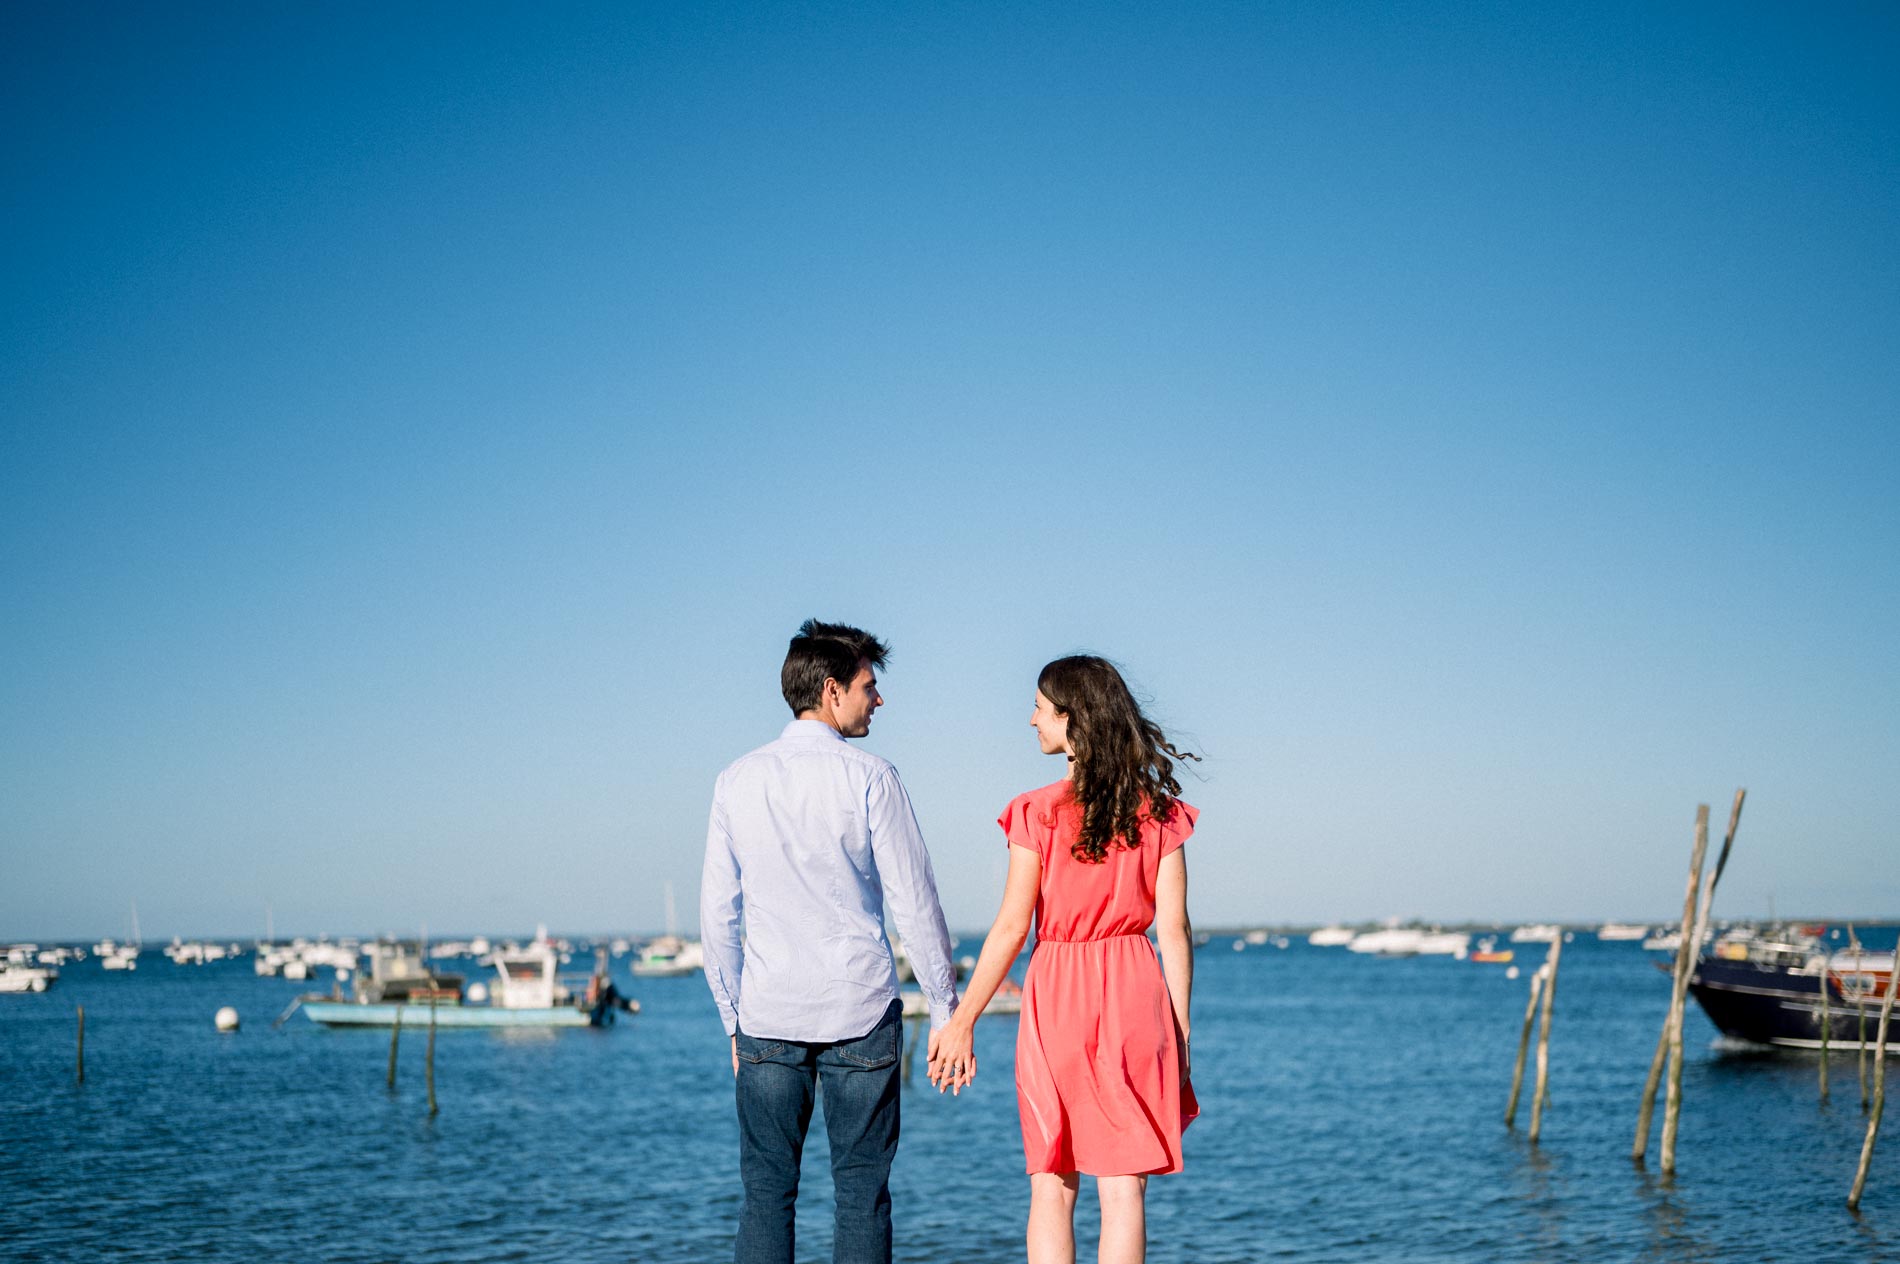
[1689,958,1894,1050]
[300,1000,601,1028]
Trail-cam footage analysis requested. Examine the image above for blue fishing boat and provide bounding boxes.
[1687,926,1894,1050]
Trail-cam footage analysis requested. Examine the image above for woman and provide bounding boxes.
[929,655,1199,1264]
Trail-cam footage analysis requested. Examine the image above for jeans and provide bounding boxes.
[734,998,903,1264]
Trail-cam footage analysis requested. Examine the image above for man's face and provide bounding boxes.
[831,660,884,737]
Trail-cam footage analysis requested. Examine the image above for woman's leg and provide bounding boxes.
[1095,1174,1148,1264]
[1027,1171,1080,1264]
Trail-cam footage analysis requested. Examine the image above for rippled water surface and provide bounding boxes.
[4,934,1898,1262]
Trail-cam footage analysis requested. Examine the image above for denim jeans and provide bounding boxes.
[733,998,903,1264]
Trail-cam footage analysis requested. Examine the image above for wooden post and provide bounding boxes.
[1528,936,1563,1145]
[1634,805,1710,1163]
[901,1014,923,1084]
[1504,964,1547,1127]
[426,993,438,1117]
[1852,927,1870,1111]
[76,1005,86,1085]
[1847,960,1898,1211]
[1660,805,1713,1175]
[1820,943,1832,1102]
[387,1006,403,1089]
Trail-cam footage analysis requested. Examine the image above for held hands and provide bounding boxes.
[926,1020,977,1095]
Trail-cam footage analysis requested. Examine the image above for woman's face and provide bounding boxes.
[1031,689,1071,756]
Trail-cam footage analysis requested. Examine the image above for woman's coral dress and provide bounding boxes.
[999,781,1200,1176]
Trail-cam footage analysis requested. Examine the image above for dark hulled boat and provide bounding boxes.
[1686,927,1894,1051]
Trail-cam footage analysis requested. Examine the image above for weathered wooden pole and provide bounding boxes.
[76,1005,86,1085]
[387,1006,403,1089]
[1528,936,1564,1145]
[426,994,438,1117]
[1852,927,1870,1111]
[1634,805,1710,1163]
[1846,961,1898,1211]
[1505,963,1547,1127]
[1660,805,1715,1175]
[1820,944,1832,1102]
[901,1015,924,1084]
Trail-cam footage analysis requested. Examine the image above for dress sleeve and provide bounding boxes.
[1157,800,1199,857]
[998,793,1043,858]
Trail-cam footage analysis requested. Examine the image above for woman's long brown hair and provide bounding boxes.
[1037,655,1199,863]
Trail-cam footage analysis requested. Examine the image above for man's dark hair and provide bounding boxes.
[781,619,891,715]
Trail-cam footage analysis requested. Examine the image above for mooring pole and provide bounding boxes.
[426,993,438,1117]
[76,1005,86,1085]
[1634,805,1709,1163]
[1847,962,1898,1211]
[901,1014,924,1084]
[387,1006,403,1089]
[1528,935,1564,1145]
[1852,927,1870,1111]
[1820,942,1833,1102]
[1659,805,1714,1176]
[1505,964,1547,1128]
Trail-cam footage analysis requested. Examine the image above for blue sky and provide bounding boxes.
[3,2,1896,941]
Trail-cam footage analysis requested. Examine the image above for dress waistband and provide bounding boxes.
[1034,931,1151,945]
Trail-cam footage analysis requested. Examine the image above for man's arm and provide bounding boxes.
[867,766,959,1030]
[700,781,744,1043]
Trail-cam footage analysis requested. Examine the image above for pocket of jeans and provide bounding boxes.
[735,1032,786,1064]
[833,1013,900,1069]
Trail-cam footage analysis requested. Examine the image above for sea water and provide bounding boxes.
[3,933,1897,1263]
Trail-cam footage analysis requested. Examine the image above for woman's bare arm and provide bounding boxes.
[1154,848,1193,1063]
[927,843,1040,1092]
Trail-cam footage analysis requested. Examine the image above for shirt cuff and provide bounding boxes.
[928,992,960,1032]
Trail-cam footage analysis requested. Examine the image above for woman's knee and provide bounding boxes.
[1095,1174,1148,1210]
[1029,1171,1080,1207]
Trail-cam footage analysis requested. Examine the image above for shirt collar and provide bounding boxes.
[780,718,846,742]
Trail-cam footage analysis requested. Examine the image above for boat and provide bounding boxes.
[0,961,58,993]
[631,884,704,977]
[1348,927,1425,956]
[1509,924,1562,944]
[1308,926,1355,947]
[1597,923,1649,941]
[630,934,704,978]
[298,932,635,1029]
[1415,931,1472,957]
[1685,925,1895,1051]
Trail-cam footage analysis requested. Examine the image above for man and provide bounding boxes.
[701,619,961,1264]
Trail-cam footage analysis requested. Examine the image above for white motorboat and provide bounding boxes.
[0,961,57,993]
[1415,931,1472,957]
[1308,926,1355,947]
[1349,927,1426,956]
[1597,923,1649,941]
[1509,924,1562,944]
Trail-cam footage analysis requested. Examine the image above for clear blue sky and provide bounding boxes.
[3,2,1895,941]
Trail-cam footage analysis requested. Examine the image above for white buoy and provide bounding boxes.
[335,967,351,982]
[215,1006,240,1031]
[465,981,489,1004]
[1506,966,1521,981]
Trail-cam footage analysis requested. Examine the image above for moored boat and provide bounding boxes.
[1686,926,1895,1051]
[298,931,634,1029]
[0,961,58,993]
